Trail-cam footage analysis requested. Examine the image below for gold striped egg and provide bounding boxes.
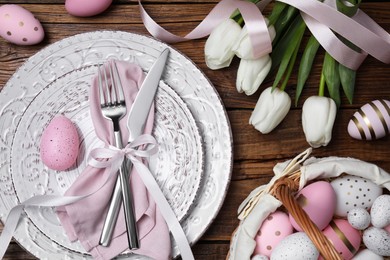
[348,99,390,140]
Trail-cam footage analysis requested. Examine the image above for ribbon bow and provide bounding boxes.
[90,134,194,260]
[0,134,194,260]
[88,134,159,176]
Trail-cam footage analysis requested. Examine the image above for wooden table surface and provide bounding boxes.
[0,0,389,259]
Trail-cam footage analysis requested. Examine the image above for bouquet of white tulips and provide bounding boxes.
[204,0,363,148]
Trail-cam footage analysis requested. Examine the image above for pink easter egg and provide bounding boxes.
[0,4,44,45]
[348,99,390,140]
[40,115,79,171]
[65,0,112,17]
[254,211,294,257]
[289,181,336,231]
[385,224,390,233]
[322,219,361,260]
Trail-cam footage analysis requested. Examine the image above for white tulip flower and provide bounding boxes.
[249,87,291,134]
[302,96,337,148]
[232,19,276,60]
[204,19,241,70]
[236,55,272,95]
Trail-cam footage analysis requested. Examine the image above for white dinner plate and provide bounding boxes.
[0,31,233,259]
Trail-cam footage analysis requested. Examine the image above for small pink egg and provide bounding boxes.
[254,211,294,257]
[289,181,336,231]
[348,99,390,140]
[65,0,112,17]
[322,219,361,260]
[0,4,44,45]
[40,115,79,171]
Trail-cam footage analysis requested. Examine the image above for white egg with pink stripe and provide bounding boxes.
[348,99,390,140]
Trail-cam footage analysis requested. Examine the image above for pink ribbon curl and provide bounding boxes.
[280,0,390,70]
[138,0,390,70]
[138,0,272,59]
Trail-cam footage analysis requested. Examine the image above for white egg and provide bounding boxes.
[363,227,390,256]
[347,208,371,230]
[352,249,383,260]
[330,175,383,217]
[371,195,390,228]
[270,232,319,260]
[251,254,269,260]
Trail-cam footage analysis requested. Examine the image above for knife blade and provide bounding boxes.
[128,48,170,142]
[99,48,170,248]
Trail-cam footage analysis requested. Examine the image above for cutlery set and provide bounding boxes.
[98,49,170,249]
[0,30,233,259]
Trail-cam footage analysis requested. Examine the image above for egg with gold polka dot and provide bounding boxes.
[330,175,383,217]
[0,4,44,45]
[254,211,294,257]
[348,99,390,140]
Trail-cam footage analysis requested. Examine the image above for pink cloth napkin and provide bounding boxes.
[57,61,171,260]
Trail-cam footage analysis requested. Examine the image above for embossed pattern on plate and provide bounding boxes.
[10,66,203,253]
[0,31,233,259]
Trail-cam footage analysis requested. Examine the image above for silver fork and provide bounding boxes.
[97,61,139,249]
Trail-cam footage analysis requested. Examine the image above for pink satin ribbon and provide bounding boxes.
[138,0,390,70]
[280,0,390,70]
[139,0,272,59]
[0,135,194,260]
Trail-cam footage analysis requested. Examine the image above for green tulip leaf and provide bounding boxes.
[271,15,305,72]
[268,2,288,26]
[272,16,306,90]
[336,0,362,17]
[339,64,356,104]
[273,5,299,46]
[280,37,301,91]
[323,53,341,107]
[296,35,320,106]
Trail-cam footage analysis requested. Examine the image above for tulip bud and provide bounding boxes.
[302,96,337,148]
[204,19,242,70]
[249,87,291,134]
[232,19,276,60]
[236,55,272,95]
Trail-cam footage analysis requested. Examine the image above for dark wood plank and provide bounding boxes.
[0,0,389,259]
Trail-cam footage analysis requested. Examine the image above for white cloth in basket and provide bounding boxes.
[229,148,390,260]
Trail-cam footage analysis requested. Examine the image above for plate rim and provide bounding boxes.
[0,30,233,259]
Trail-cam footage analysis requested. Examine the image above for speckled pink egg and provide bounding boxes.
[322,219,361,260]
[254,211,294,257]
[289,181,336,231]
[348,99,390,140]
[40,115,79,171]
[65,0,112,17]
[0,4,44,45]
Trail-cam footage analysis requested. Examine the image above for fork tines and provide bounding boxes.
[98,61,125,107]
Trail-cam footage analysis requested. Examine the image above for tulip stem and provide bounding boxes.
[319,71,326,97]
[280,40,300,91]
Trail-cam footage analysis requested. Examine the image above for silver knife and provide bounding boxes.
[99,48,170,248]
